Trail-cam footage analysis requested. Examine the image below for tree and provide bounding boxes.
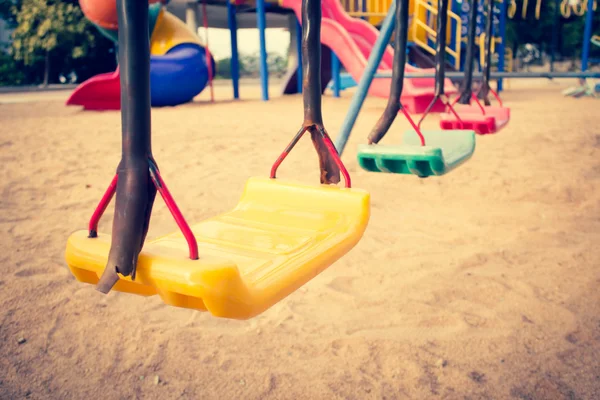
[267,53,288,78]
[0,0,20,28]
[0,49,25,85]
[232,52,288,78]
[505,0,600,64]
[215,57,232,79]
[11,0,95,86]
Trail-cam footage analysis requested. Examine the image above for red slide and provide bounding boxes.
[66,68,121,110]
[280,0,457,113]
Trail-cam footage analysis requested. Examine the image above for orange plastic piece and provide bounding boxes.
[65,177,370,319]
[79,0,165,30]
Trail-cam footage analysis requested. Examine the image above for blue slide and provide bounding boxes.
[150,43,216,107]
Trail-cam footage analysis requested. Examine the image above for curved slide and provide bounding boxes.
[281,0,457,114]
[67,44,214,110]
[67,2,214,110]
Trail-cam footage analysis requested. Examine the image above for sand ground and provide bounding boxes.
[1,80,599,399]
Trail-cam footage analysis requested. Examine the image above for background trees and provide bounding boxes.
[506,0,600,61]
[0,0,115,86]
[11,0,95,85]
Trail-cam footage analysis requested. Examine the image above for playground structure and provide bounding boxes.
[333,0,597,153]
[173,0,463,112]
[65,0,481,112]
[279,0,458,113]
[67,0,215,110]
[328,0,599,93]
[322,0,509,93]
[177,0,596,105]
[66,0,597,110]
[168,0,467,106]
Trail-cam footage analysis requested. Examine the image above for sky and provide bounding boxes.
[196,27,291,60]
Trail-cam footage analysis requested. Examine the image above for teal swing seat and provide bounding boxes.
[357,129,476,177]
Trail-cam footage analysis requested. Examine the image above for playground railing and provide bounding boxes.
[474,34,513,87]
[339,0,389,23]
[412,0,462,69]
[478,34,505,67]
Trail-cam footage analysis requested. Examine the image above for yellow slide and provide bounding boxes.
[149,8,204,56]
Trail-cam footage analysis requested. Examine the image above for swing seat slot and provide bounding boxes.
[440,104,510,134]
[357,129,476,177]
[65,177,370,319]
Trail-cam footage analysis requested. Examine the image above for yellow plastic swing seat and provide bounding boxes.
[65,177,370,319]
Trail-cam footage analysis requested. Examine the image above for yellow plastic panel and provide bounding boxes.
[65,177,370,319]
[150,10,203,56]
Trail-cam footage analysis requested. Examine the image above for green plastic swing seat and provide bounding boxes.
[357,129,476,177]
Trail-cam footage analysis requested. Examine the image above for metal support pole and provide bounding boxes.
[118,0,151,155]
[296,18,303,93]
[497,0,507,91]
[98,0,154,293]
[550,0,560,72]
[481,0,494,100]
[458,0,479,104]
[331,53,341,97]
[227,0,240,99]
[334,0,396,155]
[257,0,269,100]
[373,71,600,78]
[185,1,198,33]
[581,0,594,72]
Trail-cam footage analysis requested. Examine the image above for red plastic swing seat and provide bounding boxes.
[439,103,510,135]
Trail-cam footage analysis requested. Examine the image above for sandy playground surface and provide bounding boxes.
[0,80,599,399]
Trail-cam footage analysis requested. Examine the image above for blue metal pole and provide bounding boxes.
[256,0,269,100]
[497,0,507,92]
[362,0,367,21]
[581,0,594,72]
[334,0,396,155]
[296,18,302,93]
[332,53,341,97]
[450,1,457,68]
[227,0,240,99]
[372,71,600,78]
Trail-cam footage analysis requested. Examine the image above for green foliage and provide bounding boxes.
[11,0,94,66]
[267,53,288,77]
[215,57,232,79]
[214,52,289,80]
[0,0,116,86]
[0,45,25,85]
[505,0,600,60]
[0,0,20,28]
